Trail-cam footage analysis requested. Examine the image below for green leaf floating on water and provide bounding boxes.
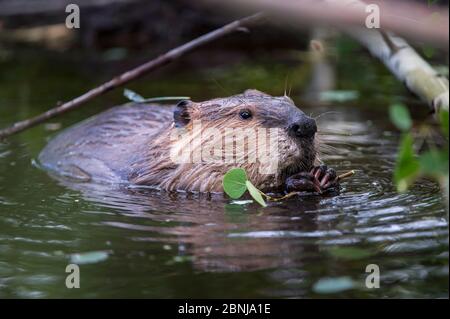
[223,168,267,207]
[313,277,356,294]
[223,168,248,199]
[245,181,267,207]
[70,251,109,265]
[389,103,412,131]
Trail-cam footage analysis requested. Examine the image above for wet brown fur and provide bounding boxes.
[39,89,319,193]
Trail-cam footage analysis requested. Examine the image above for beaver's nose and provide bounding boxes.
[289,116,317,138]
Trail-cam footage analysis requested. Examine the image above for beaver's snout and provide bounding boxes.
[288,115,317,139]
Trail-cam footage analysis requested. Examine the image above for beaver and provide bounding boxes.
[38,89,338,194]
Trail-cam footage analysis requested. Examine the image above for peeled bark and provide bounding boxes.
[326,0,449,113]
[350,30,448,112]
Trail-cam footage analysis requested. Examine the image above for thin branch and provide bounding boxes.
[0,12,265,139]
[263,170,356,202]
[337,170,355,181]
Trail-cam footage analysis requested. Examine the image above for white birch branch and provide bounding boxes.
[326,0,449,113]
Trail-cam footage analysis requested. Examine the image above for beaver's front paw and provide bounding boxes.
[285,164,339,194]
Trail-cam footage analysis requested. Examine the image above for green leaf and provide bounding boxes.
[313,277,355,294]
[389,103,412,131]
[394,133,420,192]
[439,109,449,138]
[419,150,449,177]
[222,168,248,199]
[245,181,267,207]
[124,89,146,103]
[422,46,436,59]
[70,251,109,265]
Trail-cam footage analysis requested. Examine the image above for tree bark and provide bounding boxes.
[326,0,449,113]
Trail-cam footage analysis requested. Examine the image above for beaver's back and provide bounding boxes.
[38,103,173,184]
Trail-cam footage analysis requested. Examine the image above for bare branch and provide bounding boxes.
[0,13,265,139]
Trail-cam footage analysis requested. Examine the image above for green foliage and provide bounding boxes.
[245,181,267,207]
[391,105,449,195]
[389,103,412,131]
[439,109,449,138]
[422,46,436,59]
[419,150,449,178]
[223,168,248,199]
[395,133,420,192]
[223,168,267,207]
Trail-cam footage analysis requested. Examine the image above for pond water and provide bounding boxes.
[0,45,448,298]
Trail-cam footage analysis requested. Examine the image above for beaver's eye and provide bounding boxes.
[239,109,253,120]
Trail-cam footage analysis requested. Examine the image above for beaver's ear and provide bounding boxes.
[173,100,192,127]
[244,89,271,97]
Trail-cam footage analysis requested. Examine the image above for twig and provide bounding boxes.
[263,169,356,202]
[263,191,299,202]
[0,12,265,139]
[337,169,355,181]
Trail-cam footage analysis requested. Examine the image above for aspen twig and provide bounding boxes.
[264,169,355,202]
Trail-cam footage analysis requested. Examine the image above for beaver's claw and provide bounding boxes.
[285,164,339,194]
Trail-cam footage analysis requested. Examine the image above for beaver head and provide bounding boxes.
[130,89,318,193]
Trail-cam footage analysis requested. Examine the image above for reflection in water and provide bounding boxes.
[54,179,325,273]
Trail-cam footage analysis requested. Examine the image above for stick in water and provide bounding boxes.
[264,169,356,202]
[337,170,355,181]
[0,12,265,139]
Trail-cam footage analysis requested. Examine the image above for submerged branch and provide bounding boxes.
[0,12,265,139]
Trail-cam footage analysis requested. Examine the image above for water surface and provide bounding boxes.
[0,46,448,298]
